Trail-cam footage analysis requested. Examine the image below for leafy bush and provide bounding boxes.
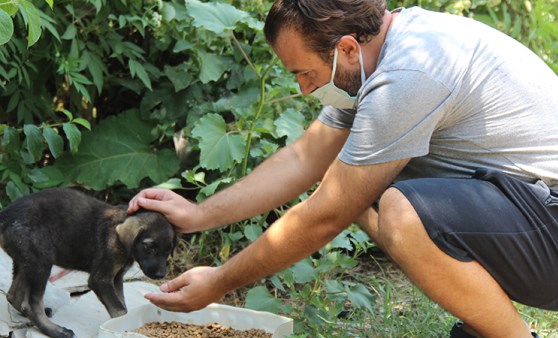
[1,0,556,335]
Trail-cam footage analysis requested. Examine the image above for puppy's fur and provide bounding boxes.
[0,188,176,338]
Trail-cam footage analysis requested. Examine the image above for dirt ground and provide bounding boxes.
[135,321,271,338]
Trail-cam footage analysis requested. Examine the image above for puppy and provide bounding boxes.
[0,188,176,338]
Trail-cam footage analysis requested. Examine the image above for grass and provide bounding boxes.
[337,252,558,337]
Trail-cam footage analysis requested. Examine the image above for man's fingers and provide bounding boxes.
[127,189,171,214]
[144,292,191,312]
[160,274,188,293]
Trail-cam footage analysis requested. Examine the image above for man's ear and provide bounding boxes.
[116,216,144,252]
[336,35,361,65]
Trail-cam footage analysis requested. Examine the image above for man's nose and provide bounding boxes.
[296,74,317,96]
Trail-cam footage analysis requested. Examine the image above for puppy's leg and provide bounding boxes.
[114,268,127,306]
[8,261,53,318]
[88,267,127,318]
[7,262,26,313]
[20,263,76,338]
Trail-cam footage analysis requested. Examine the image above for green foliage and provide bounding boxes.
[55,109,179,190]
[0,0,53,47]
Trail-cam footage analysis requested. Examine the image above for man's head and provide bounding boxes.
[264,0,386,64]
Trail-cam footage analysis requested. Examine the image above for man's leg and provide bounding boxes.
[360,187,531,338]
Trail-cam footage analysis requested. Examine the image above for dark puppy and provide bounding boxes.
[0,188,176,338]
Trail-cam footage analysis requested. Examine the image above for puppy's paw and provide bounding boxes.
[108,308,128,318]
[51,326,76,338]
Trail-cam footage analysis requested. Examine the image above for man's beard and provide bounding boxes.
[333,65,362,97]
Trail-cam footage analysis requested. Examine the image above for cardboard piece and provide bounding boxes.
[24,282,160,338]
[0,248,147,338]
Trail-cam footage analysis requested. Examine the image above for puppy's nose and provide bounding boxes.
[150,269,166,279]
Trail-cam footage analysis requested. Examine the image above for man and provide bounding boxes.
[128,0,558,337]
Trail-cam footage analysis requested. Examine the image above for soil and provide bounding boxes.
[134,321,272,338]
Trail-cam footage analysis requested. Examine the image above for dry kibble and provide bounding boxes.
[134,321,272,338]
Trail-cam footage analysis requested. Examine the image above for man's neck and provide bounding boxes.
[362,10,398,77]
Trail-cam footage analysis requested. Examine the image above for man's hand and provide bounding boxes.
[144,266,227,312]
[127,188,199,233]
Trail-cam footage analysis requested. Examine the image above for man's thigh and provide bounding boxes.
[392,169,558,310]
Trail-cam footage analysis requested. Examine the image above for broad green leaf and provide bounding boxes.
[55,110,179,190]
[62,122,81,153]
[243,224,262,242]
[164,64,192,92]
[23,124,43,162]
[161,2,176,22]
[324,279,345,294]
[0,1,18,16]
[274,108,306,144]
[186,0,248,35]
[346,284,375,313]
[72,118,91,130]
[214,86,260,117]
[198,177,233,200]
[173,40,193,53]
[44,0,53,9]
[2,126,20,153]
[39,10,61,42]
[0,9,14,46]
[29,166,65,189]
[197,51,231,84]
[6,180,29,202]
[326,230,354,251]
[245,286,286,313]
[43,127,64,158]
[152,178,183,190]
[129,59,152,90]
[191,114,245,172]
[325,251,357,270]
[60,24,77,40]
[60,109,73,120]
[291,258,318,284]
[82,50,106,93]
[19,0,42,47]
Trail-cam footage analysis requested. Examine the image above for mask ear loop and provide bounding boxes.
[330,47,339,82]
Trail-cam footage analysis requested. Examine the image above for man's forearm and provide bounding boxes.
[195,145,319,230]
[193,121,349,231]
[215,200,347,292]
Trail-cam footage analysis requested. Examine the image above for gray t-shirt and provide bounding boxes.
[318,7,558,189]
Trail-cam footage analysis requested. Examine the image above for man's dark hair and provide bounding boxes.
[264,0,387,62]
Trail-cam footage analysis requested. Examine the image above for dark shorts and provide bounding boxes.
[392,168,558,310]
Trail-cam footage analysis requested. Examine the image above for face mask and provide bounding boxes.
[311,47,366,109]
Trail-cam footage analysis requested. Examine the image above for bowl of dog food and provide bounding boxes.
[98,303,294,338]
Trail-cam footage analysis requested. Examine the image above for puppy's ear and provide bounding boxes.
[116,216,145,252]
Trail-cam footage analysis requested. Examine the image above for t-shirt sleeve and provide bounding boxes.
[317,105,356,129]
[339,69,452,165]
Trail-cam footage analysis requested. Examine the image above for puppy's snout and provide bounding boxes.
[147,268,166,280]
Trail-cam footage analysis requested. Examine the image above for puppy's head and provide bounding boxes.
[116,211,176,279]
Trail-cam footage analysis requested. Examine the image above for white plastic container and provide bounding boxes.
[98,303,294,338]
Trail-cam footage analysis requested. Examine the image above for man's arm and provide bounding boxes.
[128,120,349,232]
[144,157,409,311]
[196,119,350,229]
[218,157,410,289]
